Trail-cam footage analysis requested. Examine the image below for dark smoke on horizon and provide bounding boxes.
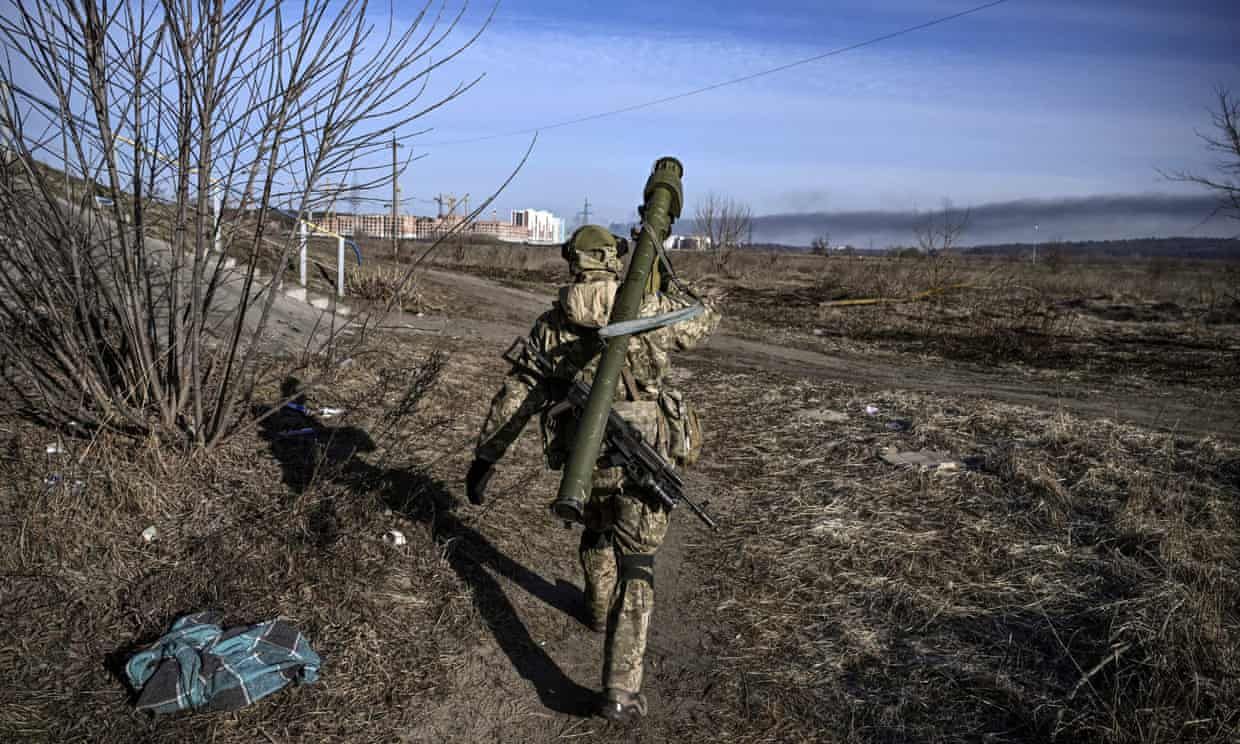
[749,194,1234,248]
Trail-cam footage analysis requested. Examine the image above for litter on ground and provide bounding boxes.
[878,446,960,471]
[793,408,849,424]
[124,611,320,715]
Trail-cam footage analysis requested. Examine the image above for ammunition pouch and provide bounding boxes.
[612,399,667,455]
[542,393,667,471]
[658,389,702,467]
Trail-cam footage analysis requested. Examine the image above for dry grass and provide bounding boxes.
[677,251,1240,385]
[678,362,1240,743]
[405,240,1240,388]
[343,264,438,313]
[4,243,1236,743]
[0,345,491,742]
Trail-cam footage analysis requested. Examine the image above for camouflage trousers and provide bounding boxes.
[580,470,671,695]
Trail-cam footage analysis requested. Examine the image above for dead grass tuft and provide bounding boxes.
[678,365,1240,743]
[344,264,438,313]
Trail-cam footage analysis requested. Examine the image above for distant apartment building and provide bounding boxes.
[322,213,356,236]
[312,209,562,243]
[665,234,712,251]
[511,209,564,244]
[472,219,530,241]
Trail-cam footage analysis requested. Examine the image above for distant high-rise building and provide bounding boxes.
[511,209,564,244]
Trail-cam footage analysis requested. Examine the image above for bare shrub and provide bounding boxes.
[0,0,488,447]
[915,198,971,254]
[956,284,1079,364]
[345,266,428,313]
[694,191,752,273]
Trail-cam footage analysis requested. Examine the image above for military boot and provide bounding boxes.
[598,688,647,721]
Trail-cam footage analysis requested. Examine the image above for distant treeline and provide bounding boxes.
[964,237,1240,260]
[710,237,1240,259]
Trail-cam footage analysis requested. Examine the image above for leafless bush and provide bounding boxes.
[694,191,752,273]
[915,198,970,254]
[955,284,1079,364]
[0,0,490,447]
[345,265,430,313]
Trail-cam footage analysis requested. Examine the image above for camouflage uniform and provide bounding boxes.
[475,227,719,701]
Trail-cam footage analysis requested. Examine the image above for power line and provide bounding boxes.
[421,0,1011,147]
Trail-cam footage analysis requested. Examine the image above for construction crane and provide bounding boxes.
[434,192,471,221]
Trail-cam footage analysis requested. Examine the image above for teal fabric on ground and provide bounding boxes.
[124,611,321,714]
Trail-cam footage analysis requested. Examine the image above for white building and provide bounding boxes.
[511,209,565,244]
[664,234,712,251]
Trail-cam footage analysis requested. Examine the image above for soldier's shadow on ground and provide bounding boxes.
[255,382,597,717]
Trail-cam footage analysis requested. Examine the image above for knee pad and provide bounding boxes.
[579,528,611,554]
[619,553,655,587]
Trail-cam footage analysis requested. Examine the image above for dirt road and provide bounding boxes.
[402,268,1238,441]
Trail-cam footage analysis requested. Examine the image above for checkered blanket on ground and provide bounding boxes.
[124,611,321,714]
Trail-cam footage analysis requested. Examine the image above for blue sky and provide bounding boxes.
[396,0,1239,241]
[4,0,1236,243]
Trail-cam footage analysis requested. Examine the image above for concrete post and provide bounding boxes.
[212,188,223,253]
[336,236,345,297]
[298,221,308,287]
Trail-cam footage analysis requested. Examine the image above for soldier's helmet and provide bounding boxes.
[563,224,626,275]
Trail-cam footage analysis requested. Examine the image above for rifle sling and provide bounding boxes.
[620,366,639,402]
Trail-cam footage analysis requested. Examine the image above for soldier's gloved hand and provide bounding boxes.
[465,458,495,506]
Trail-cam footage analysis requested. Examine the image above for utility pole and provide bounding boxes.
[391,134,404,260]
[574,197,592,229]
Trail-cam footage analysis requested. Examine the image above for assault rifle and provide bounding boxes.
[503,336,718,531]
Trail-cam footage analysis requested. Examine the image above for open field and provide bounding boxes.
[396,239,1240,390]
[2,242,1238,743]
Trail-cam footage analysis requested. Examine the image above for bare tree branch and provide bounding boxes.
[694,191,752,272]
[914,198,970,255]
[0,0,491,448]
[1161,85,1240,233]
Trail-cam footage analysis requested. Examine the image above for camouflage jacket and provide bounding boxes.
[475,273,720,464]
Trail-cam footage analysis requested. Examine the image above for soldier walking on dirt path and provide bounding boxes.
[465,224,720,721]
